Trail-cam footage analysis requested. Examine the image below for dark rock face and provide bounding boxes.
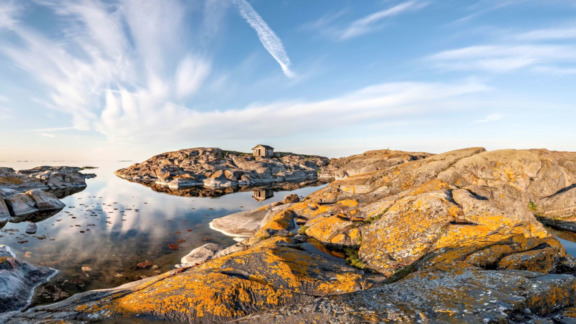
[0,246,57,313]
[115,147,329,190]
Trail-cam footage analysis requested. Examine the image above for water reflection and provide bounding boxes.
[546,227,576,257]
[0,161,325,307]
[132,179,325,198]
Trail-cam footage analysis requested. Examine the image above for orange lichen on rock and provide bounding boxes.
[305,215,353,244]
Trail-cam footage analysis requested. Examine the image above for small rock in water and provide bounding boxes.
[25,222,37,234]
[114,273,124,278]
[24,251,32,258]
[81,266,92,272]
[137,260,153,268]
[168,243,180,250]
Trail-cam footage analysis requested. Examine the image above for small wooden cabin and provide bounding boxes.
[252,144,274,158]
[253,188,274,202]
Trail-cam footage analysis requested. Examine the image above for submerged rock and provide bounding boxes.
[25,222,37,234]
[178,243,222,268]
[0,245,57,313]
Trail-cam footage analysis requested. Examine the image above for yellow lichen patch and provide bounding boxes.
[252,210,295,240]
[409,179,451,196]
[337,199,359,208]
[305,215,353,244]
[316,272,365,294]
[290,201,335,219]
[563,306,576,318]
[359,192,459,275]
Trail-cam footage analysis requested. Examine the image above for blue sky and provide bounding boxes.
[0,0,575,161]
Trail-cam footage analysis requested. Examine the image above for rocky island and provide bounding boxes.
[5,147,576,323]
[115,147,329,190]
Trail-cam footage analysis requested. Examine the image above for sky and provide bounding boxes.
[0,0,575,161]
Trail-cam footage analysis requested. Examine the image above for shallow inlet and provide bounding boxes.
[0,161,325,307]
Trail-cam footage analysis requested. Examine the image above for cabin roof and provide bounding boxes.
[252,144,274,150]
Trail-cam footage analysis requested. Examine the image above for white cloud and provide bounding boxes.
[39,133,57,138]
[0,1,19,29]
[473,113,503,123]
[428,45,576,73]
[517,26,576,41]
[232,0,295,78]
[1,0,212,132]
[175,56,211,98]
[96,80,489,144]
[0,95,8,102]
[340,1,427,40]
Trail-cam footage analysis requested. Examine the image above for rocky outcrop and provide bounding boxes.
[0,245,58,313]
[0,166,93,225]
[318,149,430,180]
[115,147,329,190]
[0,166,92,195]
[240,268,576,323]
[5,147,576,323]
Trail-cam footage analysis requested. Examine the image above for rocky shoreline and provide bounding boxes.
[115,147,329,190]
[4,148,576,322]
[0,166,95,313]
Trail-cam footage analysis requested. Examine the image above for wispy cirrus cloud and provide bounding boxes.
[232,0,295,78]
[428,44,576,73]
[98,79,489,144]
[0,0,212,132]
[516,26,576,41]
[473,113,503,123]
[0,0,19,29]
[340,1,428,40]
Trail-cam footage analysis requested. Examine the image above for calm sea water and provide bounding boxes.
[0,161,325,306]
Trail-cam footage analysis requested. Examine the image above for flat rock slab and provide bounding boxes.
[5,192,38,216]
[179,243,222,268]
[209,208,270,238]
[28,189,65,210]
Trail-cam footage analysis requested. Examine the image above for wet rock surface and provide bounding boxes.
[115,147,329,190]
[5,147,576,323]
[0,245,57,313]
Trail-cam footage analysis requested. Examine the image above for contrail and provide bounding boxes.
[233,0,295,78]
